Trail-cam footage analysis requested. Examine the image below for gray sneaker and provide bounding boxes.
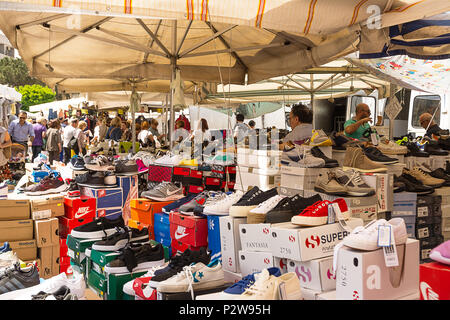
[178,192,211,215]
[314,171,348,196]
[141,182,184,201]
[335,169,375,197]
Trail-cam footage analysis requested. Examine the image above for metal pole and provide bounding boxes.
[389,84,396,140]
[169,20,177,151]
[131,84,136,154]
[310,92,315,130]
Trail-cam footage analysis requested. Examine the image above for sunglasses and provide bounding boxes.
[19,117,27,119]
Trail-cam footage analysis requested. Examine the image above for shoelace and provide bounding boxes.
[181,265,196,300]
[342,170,363,187]
[227,274,255,292]
[243,274,272,297]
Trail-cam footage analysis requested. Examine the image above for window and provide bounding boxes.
[349,96,376,119]
[411,95,441,128]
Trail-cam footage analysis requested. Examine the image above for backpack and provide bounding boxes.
[175,114,191,132]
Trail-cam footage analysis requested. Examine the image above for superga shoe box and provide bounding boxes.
[287,256,336,292]
[335,238,419,300]
[238,250,274,276]
[219,216,246,273]
[269,218,364,262]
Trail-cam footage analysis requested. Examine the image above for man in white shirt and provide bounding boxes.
[234,114,249,145]
[63,117,79,164]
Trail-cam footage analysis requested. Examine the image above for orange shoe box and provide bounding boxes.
[127,218,153,240]
[130,199,173,226]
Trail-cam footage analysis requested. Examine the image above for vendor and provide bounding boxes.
[280,103,313,149]
[172,120,190,144]
[0,126,12,183]
[344,103,372,140]
[419,112,442,138]
[8,111,35,148]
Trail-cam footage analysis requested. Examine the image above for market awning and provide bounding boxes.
[0,84,21,102]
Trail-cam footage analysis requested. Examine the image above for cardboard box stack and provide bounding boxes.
[433,187,450,242]
[219,216,246,283]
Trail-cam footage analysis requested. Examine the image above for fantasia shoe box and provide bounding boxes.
[335,238,419,300]
[269,219,364,262]
[220,216,247,273]
[287,256,336,292]
[420,262,450,300]
[238,250,274,276]
[239,223,272,253]
[159,284,232,300]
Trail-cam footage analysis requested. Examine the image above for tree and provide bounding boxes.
[17,84,56,111]
[0,57,45,87]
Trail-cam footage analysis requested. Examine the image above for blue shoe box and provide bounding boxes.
[80,187,123,209]
[117,175,139,208]
[96,207,123,220]
[154,212,171,240]
[207,215,222,261]
[154,235,172,256]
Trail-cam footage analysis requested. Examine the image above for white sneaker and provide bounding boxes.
[157,260,225,299]
[377,138,408,155]
[0,251,19,270]
[122,264,167,297]
[342,218,408,251]
[249,195,285,215]
[154,153,182,166]
[281,145,325,168]
[1,271,85,300]
[203,192,244,215]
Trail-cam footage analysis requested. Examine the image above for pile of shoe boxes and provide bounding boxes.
[203,165,236,193]
[235,147,281,192]
[433,187,450,242]
[172,166,205,195]
[169,211,208,254]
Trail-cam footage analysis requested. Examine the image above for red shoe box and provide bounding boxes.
[204,177,222,191]
[60,238,68,257]
[420,262,450,300]
[185,185,205,195]
[64,196,96,220]
[172,167,191,184]
[169,212,208,247]
[171,239,206,256]
[59,256,71,274]
[133,277,158,300]
[58,216,95,238]
[221,181,235,191]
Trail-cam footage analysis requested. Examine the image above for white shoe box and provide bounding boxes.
[239,223,272,252]
[433,187,450,198]
[335,238,419,300]
[273,257,289,274]
[316,290,420,300]
[219,216,247,273]
[361,173,394,213]
[280,167,328,191]
[287,256,336,292]
[279,187,306,197]
[223,270,243,284]
[385,163,406,176]
[235,166,280,191]
[430,155,449,171]
[301,287,328,300]
[238,250,274,277]
[269,218,364,262]
[236,148,281,170]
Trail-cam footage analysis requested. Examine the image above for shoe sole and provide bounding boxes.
[91,237,150,252]
[343,235,407,251]
[142,194,184,201]
[291,215,328,226]
[202,209,230,216]
[25,184,68,196]
[369,160,399,165]
[70,228,117,239]
[281,161,325,168]
[342,166,387,173]
[229,206,257,217]
[429,251,450,265]
[377,149,408,155]
[157,279,225,293]
[104,259,165,274]
[346,190,376,197]
[314,186,347,196]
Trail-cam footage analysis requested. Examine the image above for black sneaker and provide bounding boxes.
[31,285,71,300]
[70,156,86,171]
[75,171,105,186]
[71,216,125,239]
[265,193,323,224]
[310,147,339,168]
[114,160,139,175]
[393,176,406,193]
[395,174,435,195]
[363,147,399,164]
[424,142,449,156]
[0,263,40,295]
[405,142,429,157]
[92,226,150,251]
[428,168,450,186]
[229,187,278,217]
[148,247,211,287]
[104,243,165,274]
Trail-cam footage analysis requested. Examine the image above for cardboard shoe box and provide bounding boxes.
[64,196,96,220]
[280,167,327,191]
[335,239,419,300]
[169,212,208,247]
[238,250,274,276]
[0,219,33,242]
[30,196,65,220]
[220,216,247,273]
[80,187,123,209]
[0,200,30,220]
[0,240,37,261]
[38,244,60,279]
[269,218,364,262]
[239,223,272,252]
[287,256,336,292]
[420,262,450,300]
[34,218,59,247]
[130,199,173,226]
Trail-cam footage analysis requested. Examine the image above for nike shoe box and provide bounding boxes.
[269,219,364,262]
[169,212,208,247]
[287,256,336,292]
[0,239,37,261]
[238,250,273,276]
[280,167,327,192]
[171,239,205,256]
[64,196,96,220]
[0,199,30,220]
[335,238,419,300]
[274,257,289,274]
[130,199,173,227]
[239,223,272,253]
[34,217,59,247]
[220,216,247,273]
[58,215,95,238]
[185,185,205,195]
[158,284,232,300]
[80,187,123,210]
[30,195,65,220]
[207,215,222,261]
[118,175,139,224]
[420,262,450,300]
[0,219,34,242]
[59,256,71,274]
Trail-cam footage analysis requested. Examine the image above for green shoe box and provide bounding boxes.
[87,270,107,299]
[88,249,121,277]
[70,258,87,278]
[66,235,101,265]
[150,240,171,261]
[106,271,147,300]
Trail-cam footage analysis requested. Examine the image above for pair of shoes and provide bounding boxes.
[75,171,117,187]
[377,137,408,155]
[343,147,388,172]
[404,167,445,188]
[291,198,349,227]
[91,226,150,251]
[23,172,68,195]
[141,181,184,201]
[229,187,278,217]
[314,169,375,197]
[281,143,337,168]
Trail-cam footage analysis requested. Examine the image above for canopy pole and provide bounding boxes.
[310,92,315,130]
[131,83,137,154]
[169,20,177,151]
[389,84,396,140]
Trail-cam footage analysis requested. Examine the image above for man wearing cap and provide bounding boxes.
[63,117,79,164]
[419,112,442,138]
[8,111,35,149]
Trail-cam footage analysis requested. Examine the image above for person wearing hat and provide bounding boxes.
[62,117,79,164]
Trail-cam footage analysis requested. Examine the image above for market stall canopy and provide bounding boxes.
[28,96,91,112]
[1,0,448,90]
[0,84,21,102]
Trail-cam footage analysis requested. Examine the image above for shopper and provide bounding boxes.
[46,119,62,165]
[280,103,313,148]
[93,118,108,143]
[31,117,47,162]
[149,119,165,142]
[0,126,12,182]
[192,118,211,159]
[344,103,372,140]
[107,117,122,142]
[138,121,152,147]
[8,111,35,149]
[234,114,249,145]
[120,121,132,142]
[172,120,190,144]
[63,117,79,164]
[77,121,88,156]
[419,112,442,138]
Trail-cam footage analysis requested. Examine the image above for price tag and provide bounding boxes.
[327,204,335,224]
[382,226,399,267]
[371,132,379,146]
[331,202,352,232]
[32,209,52,220]
[378,225,392,247]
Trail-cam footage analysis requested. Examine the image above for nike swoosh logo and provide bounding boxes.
[174,229,189,240]
[165,189,180,196]
[74,210,93,219]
